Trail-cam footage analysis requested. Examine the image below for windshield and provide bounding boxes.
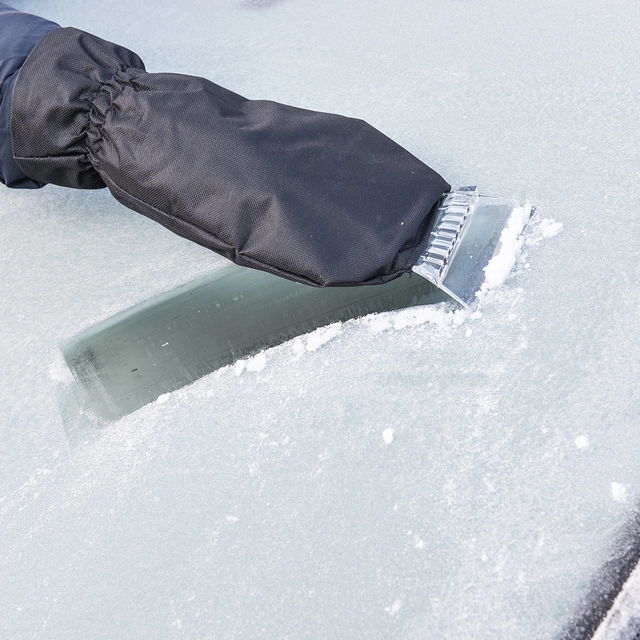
[1,0,639,638]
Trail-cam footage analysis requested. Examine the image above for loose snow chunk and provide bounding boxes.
[155,392,171,405]
[392,305,451,331]
[526,216,564,246]
[611,482,629,503]
[48,360,74,385]
[306,323,341,352]
[382,428,394,444]
[291,338,305,358]
[574,434,589,450]
[367,316,393,334]
[540,218,563,238]
[452,310,466,325]
[246,353,267,372]
[385,599,403,616]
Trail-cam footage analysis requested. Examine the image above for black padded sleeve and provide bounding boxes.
[0,2,59,188]
[11,27,450,286]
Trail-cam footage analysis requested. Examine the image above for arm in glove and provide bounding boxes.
[9,22,449,286]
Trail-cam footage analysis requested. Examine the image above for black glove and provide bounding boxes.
[11,26,449,286]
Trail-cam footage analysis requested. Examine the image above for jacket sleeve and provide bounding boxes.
[10,26,450,287]
[0,2,59,188]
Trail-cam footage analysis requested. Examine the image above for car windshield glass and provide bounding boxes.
[1,1,639,638]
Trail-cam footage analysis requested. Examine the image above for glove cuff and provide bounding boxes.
[11,26,145,189]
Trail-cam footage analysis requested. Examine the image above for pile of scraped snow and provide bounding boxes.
[480,205,532,294]
[479,205,563,297]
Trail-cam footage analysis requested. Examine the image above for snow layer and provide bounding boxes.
[2,0,640,639]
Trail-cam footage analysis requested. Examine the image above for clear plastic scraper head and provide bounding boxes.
[412,187,531,308]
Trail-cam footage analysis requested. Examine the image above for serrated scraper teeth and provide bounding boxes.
[412,186,478,285]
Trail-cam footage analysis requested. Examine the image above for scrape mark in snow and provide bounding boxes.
[382,428,394,444]
[363,295,488,338]
[240,0,289,9]
[213,206,559,382]
[391,305,455,331]
[385,598,403,616]
[306,323,341,351]
[611,482,629,503]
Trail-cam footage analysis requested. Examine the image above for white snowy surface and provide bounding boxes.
[2,0,640,638]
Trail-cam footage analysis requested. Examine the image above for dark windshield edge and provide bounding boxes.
[561,505,640,639]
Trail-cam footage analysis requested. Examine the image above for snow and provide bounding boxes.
[305,323,342,352]
[155,392,172,405]
[2,0,640,638]
[479,205,530,294]
[48,359,74,385]
[383,428,394,444]
[246,352,268,372]
[540,219,564,239]
[612,483,630,504]
[575,434,590,450]
[386,598,403,616]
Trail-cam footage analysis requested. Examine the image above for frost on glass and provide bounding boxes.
[1,0,640,639]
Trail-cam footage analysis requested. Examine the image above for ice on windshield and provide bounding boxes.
[1,0,639,638]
